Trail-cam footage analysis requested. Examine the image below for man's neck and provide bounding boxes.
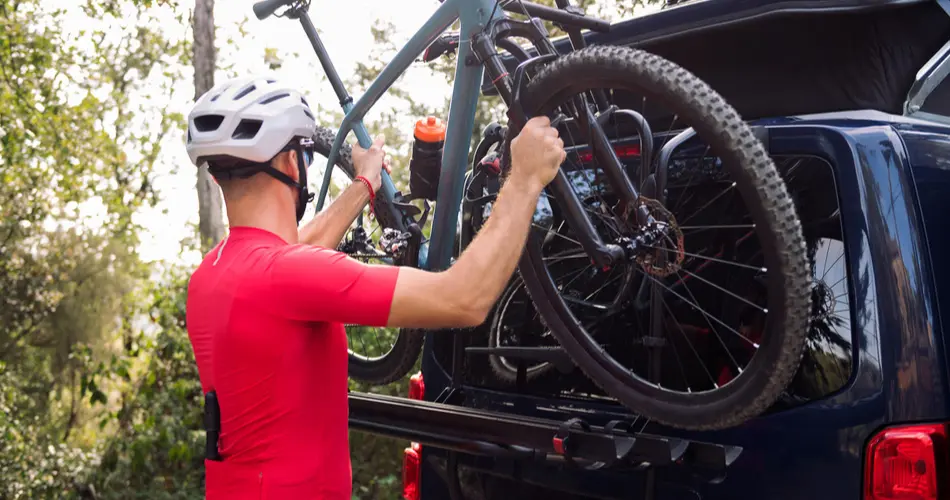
[225,197,299,245]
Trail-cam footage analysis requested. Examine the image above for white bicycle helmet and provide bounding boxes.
[186,75,316,166]
[186,76,318,222]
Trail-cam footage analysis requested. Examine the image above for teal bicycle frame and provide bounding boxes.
[307,0,501,272]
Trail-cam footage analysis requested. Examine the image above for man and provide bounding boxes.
[184,76,564,499]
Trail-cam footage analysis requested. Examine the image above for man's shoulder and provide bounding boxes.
[272,243,345,262]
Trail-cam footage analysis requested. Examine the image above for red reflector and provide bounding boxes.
[403,444,421,500]
[577,144,641,163]
[865,423,947,500]
[409,372,424,401]
[553,437,565,455]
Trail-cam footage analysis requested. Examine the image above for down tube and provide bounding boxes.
[426,47,484,271]
[314,0,460,213]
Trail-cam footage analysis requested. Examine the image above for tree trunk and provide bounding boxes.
[193,0,226,250]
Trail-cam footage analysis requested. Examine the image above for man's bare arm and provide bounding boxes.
[386,175,543,328]
[298,183,370,248]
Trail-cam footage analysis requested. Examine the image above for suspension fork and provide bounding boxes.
[552,0,610,112]
[472,16,626,270]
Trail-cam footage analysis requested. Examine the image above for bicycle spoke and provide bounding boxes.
[660,317,695,392]
[678,182,737,226]
[671,144,711,213]
[543,252,588,262]
[677,267,767,313]
[648,245,767,273]
[583,272,623,303]
[534,224,583,247]
[680,223,755,232]
[663,300,717,389]
[820,249,845,281]
[371,327,384,355]
[643,273,758,348]
[556,264,594,293]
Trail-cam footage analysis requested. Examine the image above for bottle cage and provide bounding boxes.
[204,391,223,461]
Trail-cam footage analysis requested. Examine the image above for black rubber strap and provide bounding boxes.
[204,391,222,461]
[208,163,298,189]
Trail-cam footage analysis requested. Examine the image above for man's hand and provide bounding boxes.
[508,116,566,193]
[351,135,392,192]
[386,116,567,329]
[298,135,390,248]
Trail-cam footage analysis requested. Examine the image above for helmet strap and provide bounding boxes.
[208,150,313,224]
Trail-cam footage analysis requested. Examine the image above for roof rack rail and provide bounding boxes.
[348,391,742,473]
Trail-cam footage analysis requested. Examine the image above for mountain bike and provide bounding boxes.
[252,0,811,430]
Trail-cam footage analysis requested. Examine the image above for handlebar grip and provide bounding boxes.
[252,0,293,20]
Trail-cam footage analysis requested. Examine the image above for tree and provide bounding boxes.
[193,0,226,250]
[0,0,188,496]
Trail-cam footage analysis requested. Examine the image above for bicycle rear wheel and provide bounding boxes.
[504,46,811,430]
[310,127,423,385]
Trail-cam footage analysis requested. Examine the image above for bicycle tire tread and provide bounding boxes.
[511,45,810,430]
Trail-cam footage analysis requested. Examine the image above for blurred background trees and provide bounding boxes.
[0,0,652,498]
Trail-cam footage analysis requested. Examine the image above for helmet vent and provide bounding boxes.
[210,93,222,102]
[301,96,309,107]
[303,108,314,120]
[232,119,263,140]
[233,84,257,100]
[259,93,289,105]
[194,114,225,132]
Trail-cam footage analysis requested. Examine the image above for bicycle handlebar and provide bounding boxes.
[252,0,295,20]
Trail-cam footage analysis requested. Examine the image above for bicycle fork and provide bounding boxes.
[472,15,648,271]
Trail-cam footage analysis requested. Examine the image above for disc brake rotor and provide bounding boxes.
[631,196,685,278]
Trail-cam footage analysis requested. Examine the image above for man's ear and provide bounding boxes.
[274,150,299,183]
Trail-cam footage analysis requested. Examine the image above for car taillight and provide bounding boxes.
[577,144,641,163]
[403,442,421,500]
[865,423,948,500]
[409,372,424,401]
[403,372,424,500]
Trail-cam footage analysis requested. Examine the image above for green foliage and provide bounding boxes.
[0,2,663,499]
[0,0,190,497]
[1,360,101,500]
[90,267,205,500]
[349,375,413,500]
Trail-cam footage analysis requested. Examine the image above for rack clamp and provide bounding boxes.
[552,417,588,457]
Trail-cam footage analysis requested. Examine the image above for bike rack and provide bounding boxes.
[348,392,743,474]
[345,1,752,495]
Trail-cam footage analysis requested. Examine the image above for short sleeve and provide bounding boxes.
[265,244,399,327]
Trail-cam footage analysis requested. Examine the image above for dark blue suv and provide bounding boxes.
[380,1,950,499]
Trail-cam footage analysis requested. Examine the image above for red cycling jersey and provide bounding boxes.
[186,226,399,499]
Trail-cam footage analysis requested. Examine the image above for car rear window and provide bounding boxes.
[436,152,855,408]
[774,154,854,404]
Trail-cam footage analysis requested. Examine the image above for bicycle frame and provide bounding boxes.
[275,0,629,272]
[295,0,499,271]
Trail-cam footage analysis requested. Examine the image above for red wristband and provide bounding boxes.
[354,175,375,213]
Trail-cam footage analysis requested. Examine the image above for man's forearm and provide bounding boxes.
[298,183,371,248]
[443,176,543,318]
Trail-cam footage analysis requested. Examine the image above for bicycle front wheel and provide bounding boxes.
[506,46,811,430]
